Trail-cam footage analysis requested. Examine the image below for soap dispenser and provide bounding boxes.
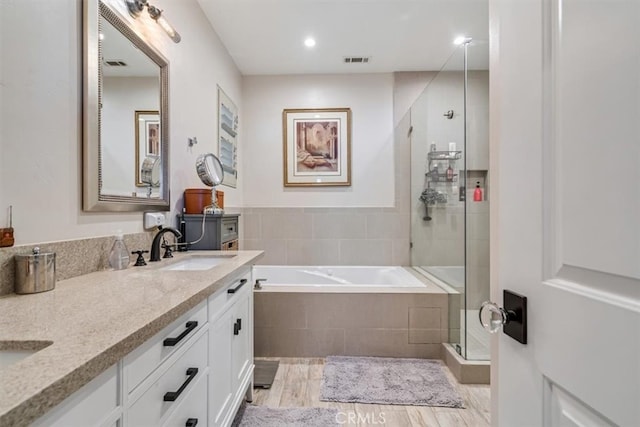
[108,230,130,270]
[473,181,483,202]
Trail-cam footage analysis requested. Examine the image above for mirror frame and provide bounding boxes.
[83,0,170,212]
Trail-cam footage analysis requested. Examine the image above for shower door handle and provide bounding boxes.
[479,289,527,344]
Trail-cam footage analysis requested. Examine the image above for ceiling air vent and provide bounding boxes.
[343,56,371,64]
[105,60,127,67]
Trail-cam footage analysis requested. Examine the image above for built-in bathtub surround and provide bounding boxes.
[253,267,448,358]
[0,232,155,296]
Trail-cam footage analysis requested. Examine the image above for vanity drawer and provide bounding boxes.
[162,371,207,427]
[128,329,208,427]
[208,267,251,322]
[124,301,207,395]
[221,218,238,243]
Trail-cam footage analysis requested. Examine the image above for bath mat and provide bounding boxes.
[253,360,279,389]
[231,404,339,427]
[320,355,464,408]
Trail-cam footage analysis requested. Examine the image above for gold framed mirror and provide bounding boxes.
[82,0,170,212]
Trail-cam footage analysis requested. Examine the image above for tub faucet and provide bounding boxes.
[254,278,267,289]
[150,226,182,262]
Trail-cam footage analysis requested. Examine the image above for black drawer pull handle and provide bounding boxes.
[227,227,234,231]
[237,318,242,331]
[163,321,198,347]
[227,279,247,294]
[185,418,198,427]
[164,367,198,401]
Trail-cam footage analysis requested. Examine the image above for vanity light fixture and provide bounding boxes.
[454,36,473,46]
[125,0,181,43]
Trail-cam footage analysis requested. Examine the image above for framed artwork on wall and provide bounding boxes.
[134,110,160,187]
[282,108,352,187]
[217,86,238,188]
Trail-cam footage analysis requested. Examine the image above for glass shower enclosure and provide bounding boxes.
[409,41,490,361]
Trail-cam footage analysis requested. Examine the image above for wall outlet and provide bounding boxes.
[144,212,166,229]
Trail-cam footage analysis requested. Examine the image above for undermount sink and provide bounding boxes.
[0,341,52,370]
[160,255,237,271]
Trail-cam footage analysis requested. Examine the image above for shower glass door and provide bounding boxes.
[409,41,489,361]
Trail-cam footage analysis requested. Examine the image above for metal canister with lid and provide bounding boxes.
[14,247,56,294]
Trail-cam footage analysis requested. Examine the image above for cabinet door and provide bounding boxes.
[231,289,252,393]
[209,308,233,426]
[32,364,120,427]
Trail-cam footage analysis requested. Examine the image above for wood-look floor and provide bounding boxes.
[251,357,490,427]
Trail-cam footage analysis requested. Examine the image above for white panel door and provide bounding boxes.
[490,0,640,426]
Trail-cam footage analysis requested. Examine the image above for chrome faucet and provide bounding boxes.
[150,227,182,262]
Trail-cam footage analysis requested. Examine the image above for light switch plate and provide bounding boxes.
[144,212,166,229]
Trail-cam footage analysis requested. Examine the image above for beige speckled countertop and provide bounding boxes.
[0,250,263,427]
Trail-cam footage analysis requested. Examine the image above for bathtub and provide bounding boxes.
[252,265,448,358]
[420,265,465,290]
[253,265,427,290]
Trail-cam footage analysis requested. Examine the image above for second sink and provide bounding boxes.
[160,255,236,271]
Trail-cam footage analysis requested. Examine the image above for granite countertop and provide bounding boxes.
[0,250,263,427]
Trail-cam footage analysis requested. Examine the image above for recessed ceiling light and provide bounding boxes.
[304,37,316,48]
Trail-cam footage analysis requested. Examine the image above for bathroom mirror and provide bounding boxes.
[83,0,170,211]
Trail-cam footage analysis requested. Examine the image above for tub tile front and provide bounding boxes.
[408,307,442,329]
[408,329,442,344]
[254,327,345,357]
[343,329,441,358]
[254,293,307,328]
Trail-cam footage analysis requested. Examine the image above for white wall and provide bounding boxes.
[242,74,394,207]
[0,0,242,245]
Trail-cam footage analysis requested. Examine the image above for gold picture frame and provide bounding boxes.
[283,108,352,187]
[134,110,160,187]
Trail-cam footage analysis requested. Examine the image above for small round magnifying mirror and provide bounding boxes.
[195,153,224,213]
[196,153,224,187]
[140,156,161,197]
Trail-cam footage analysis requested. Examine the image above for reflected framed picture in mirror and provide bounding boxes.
[135,110,160,186]
[283,108,352,187]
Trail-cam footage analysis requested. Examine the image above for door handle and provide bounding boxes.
[479,289,527,344]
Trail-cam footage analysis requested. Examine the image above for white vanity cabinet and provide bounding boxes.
[208,267,253,427]
[30,264,255,427]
